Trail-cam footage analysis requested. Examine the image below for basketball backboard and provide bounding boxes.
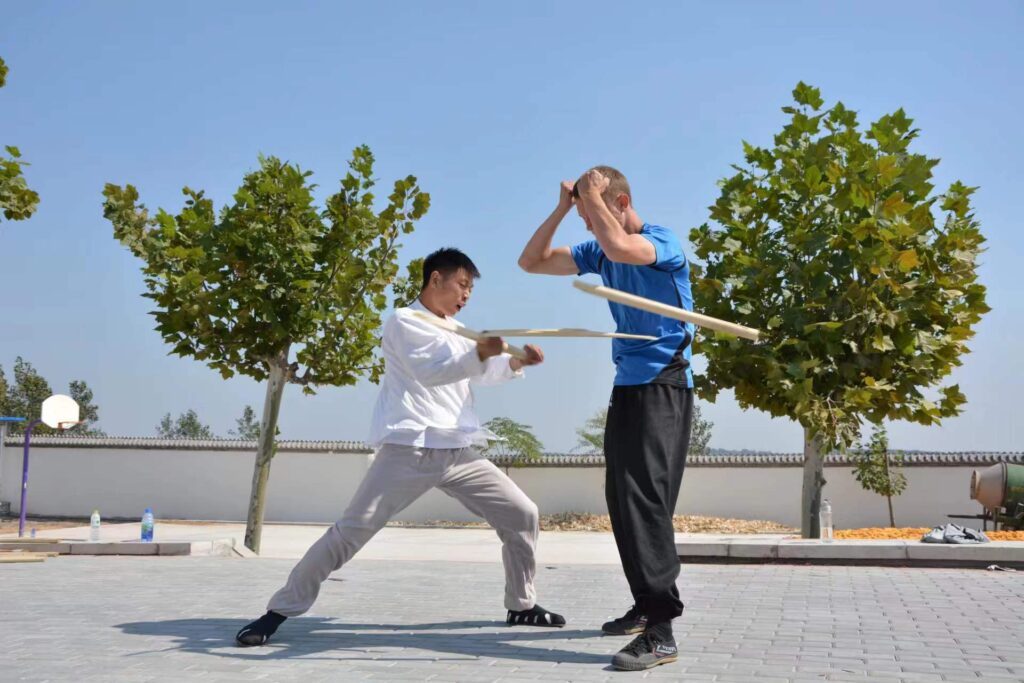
[40,394,79,430]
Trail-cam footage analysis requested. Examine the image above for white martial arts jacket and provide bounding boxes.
[368,299,523,449]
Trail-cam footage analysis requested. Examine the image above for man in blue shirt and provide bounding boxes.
[518,167,693,672]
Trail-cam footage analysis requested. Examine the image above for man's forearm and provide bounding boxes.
[518,204,571,269]
[580,195,630,255]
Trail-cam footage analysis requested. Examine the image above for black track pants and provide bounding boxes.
[604,383,693,624]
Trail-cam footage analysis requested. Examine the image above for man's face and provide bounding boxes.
[431,267,475,317]
[576,200,595,232]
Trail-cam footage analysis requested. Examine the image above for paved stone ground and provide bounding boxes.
[3,557,1024,682]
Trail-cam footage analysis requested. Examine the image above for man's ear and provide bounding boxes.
[616,193,631,211]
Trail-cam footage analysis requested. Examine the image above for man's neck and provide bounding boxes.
[417,295,447,318]
[623,210,645,235]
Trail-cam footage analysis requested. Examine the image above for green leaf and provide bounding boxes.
[896,249,920,272]
[803,321,843,333]
[881,192,911,218]
[804,166,822,191]
[870,332,895,352]
[792,81,824,110]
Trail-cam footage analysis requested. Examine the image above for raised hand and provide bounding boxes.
[510,344,544,371]
[576,169,609,200]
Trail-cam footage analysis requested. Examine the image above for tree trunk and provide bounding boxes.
[800,428,827,538]
[244,351,289,554]
[883,451,896,527]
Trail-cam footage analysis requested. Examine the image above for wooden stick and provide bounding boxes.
[573,280,761,342]
[411,311,531,360]
[479,328,656,340]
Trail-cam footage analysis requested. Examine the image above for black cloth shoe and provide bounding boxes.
[611,628,678,671]
[506,604,566,627]
[235,611,286,647]
[601,604,647,635]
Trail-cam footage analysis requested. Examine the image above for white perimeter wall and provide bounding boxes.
[0,444,985,529]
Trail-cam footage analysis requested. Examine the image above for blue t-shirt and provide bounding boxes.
[571,224,694,388]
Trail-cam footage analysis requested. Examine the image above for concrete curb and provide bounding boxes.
[0,538,238,557]
[677,538,1024,567]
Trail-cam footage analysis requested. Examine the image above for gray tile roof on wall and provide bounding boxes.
[2,436,1022,467]
[1,436,371,453]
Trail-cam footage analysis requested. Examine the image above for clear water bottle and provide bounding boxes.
[820,499,833,543]
[141,507,154,543]
[90,509,101,541]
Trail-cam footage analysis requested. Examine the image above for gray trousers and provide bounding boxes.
[267,444,539,616]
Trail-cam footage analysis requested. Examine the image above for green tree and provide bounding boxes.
[482,417,544,463]
[66,380,105,436]
[575,403,714,455]
[156,409,215,439]
[230,404,261,440]
[688,403,713,456]
[689,82,989,537]
[104,146,429,552]
[0,57,40,224]
[853,424,907,527]
[2,358,52,433]
[575,410,606,452]
[0,360,103,435]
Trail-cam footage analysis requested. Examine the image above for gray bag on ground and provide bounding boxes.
[921,523,989,544]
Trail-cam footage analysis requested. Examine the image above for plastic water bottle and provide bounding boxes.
[90,509,101,541]
[820,499,833,543]
[141,507,154,542]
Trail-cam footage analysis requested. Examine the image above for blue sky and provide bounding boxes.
[1,1,1021,452]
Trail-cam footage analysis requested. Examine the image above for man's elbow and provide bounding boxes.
[517,254,538,273]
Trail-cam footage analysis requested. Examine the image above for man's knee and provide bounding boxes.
[517,499,539,533]
[331,520,378,552]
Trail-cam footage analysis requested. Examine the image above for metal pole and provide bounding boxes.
[18,419,42,538]
[0,423,6,507]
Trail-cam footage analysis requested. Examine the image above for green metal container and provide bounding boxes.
[971,463,1024,529]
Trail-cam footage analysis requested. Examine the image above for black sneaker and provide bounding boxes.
[506,604,566,627]
[611,630,679,671]
[601,604,647,635]
[235,611,286,647]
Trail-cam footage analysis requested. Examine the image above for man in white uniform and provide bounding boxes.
[236,248,565,646]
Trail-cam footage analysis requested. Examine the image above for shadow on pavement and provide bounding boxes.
[115,617,611,665]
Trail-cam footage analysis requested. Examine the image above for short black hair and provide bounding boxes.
[421,247,481,290]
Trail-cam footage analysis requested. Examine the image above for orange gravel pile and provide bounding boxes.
[390,513,795,533]
[835,527,1024,541]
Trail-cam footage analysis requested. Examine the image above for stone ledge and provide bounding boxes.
[677,538,1024,567]
[0,538,236,557]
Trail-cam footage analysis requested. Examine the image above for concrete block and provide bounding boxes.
[188,538,235,557]
[69,542,158,555]
[906,541,1024,563]
[728,539,779,559]
[777,539,908,561]
[675,540,728,558]
[0,541,71,554]
[156,542,191,556]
